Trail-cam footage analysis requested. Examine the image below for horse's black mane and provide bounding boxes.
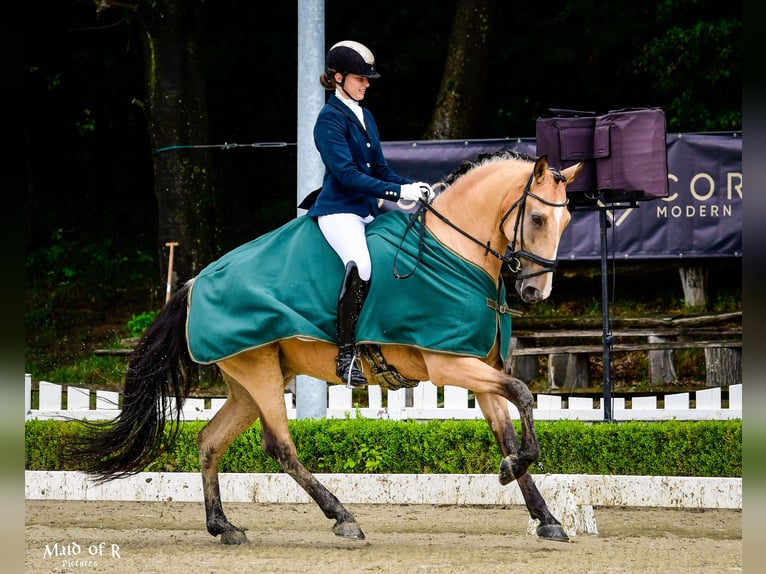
[440,150,537,187]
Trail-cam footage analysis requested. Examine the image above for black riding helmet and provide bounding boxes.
[326,40,381,79]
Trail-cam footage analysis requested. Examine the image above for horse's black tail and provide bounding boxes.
[64,280,196,482]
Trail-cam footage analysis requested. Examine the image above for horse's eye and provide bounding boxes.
[531,213,544,227]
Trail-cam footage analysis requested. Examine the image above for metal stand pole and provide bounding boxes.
[598,209,614,422]
[571,199,637,422]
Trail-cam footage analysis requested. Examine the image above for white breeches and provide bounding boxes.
[317,213,374,281]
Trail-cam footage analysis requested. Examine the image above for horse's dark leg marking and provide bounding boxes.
[476,392,568,542]
[516,472,569,541]
[197,376,259,545]
[496,374,540,481]
[475,390,532,482]
[260,421,365,540]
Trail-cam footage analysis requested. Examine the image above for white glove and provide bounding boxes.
[417,182,436,204]
[400,182,435,203]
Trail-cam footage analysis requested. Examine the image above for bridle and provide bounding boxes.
[392,167,569,280]
[498,168,569,278]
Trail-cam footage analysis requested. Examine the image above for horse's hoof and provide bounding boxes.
[220,528,248,545]
[537,523,569,542]
[499,455,523,485]
[333,520,365,540]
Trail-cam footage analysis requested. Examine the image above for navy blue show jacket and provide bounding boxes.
[307,94,414,218]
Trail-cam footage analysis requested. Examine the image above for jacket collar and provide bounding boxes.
[328,94,368,136]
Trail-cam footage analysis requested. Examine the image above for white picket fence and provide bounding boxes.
[24,374,742,422]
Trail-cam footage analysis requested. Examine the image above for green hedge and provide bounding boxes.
[25,418,742,477]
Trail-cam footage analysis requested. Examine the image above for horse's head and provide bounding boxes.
[425,151,582,304]
[500,155,583,303]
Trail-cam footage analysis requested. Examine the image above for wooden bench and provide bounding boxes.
[507,313,741,389]
[93,337,140,356]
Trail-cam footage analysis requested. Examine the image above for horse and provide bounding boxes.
[67,151,583,545]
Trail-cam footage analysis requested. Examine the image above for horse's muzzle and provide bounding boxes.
[517,282,543,303]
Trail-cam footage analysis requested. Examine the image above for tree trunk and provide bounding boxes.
[138,0,221,286]
[679,266,708,310]
[507,337,539,383]
[425,0,495,139]
[648,335,677,385]
[704,346,741,387]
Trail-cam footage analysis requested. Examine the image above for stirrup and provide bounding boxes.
[337,349,367,388]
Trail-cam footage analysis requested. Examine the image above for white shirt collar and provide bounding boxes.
[335,88,366,128]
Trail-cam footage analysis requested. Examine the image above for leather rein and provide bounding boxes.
[392,167,569,281]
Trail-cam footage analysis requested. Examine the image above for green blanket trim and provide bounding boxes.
[186,211,511,364]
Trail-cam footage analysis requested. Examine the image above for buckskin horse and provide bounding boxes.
[68,151,583,545]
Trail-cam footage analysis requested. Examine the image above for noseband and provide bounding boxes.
[406,167,568,280]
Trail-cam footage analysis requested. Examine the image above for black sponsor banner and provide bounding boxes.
[382,132,742,260]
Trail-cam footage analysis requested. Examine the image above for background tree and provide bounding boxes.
[633,11,742,131]
[100,0,222,284]
[425,0,496,139]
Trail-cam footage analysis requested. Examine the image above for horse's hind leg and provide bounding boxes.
[475,392,568,542]
[259,415,365,540]
[197,371,259,545]
[227,348,365,541]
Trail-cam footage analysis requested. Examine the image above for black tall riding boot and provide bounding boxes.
[336,261,370,387]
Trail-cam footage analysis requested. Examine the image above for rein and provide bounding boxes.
[393,168,569,280]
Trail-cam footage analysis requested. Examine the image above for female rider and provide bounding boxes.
[305,40,433,386]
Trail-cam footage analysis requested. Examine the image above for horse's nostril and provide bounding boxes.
[522,285,541,303]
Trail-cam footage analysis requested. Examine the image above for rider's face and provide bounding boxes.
[337,73,369,101]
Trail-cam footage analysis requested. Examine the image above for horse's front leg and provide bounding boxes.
[475,392,568,542]
[495,372,540,483]
[472,369,540,481]
[474,388,537,483]
[425,355,540,478]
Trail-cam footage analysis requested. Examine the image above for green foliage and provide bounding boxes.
[25,228,160,383]
[219,422,280,473]
[125,310,161,338]
[26,418,741,478]
[633,17,742,131]
[536,420,742,477]
[25,420,82,471]
[42,355,128,388]
[25,231,156,301]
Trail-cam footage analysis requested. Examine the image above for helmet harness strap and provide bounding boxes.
[336,72,362,102]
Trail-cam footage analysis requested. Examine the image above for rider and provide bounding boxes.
[306,40,434,387]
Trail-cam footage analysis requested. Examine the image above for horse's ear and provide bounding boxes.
[533,155,549,182]
[561,162,584,186]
